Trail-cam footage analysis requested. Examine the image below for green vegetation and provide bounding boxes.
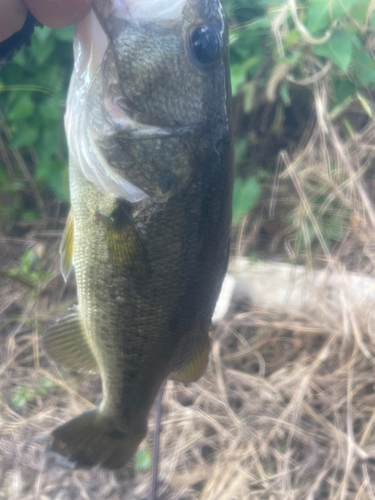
[7,248,51,284]
[11,376,54,409]
[135,448,152,470]
[223,0,375,225]
[0,0,374,227]
[0,25,74,219]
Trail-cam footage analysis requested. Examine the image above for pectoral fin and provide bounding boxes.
[42,308,98,373]
[99,204,150,280]
[170,334,210,383]
[60,210,74,282]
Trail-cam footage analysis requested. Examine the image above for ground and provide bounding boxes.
[1,185,375,499]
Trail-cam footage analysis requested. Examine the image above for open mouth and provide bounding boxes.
[64,7,150,203]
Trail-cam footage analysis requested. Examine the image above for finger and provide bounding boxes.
[23,0,92,29]
[0,0,27,43]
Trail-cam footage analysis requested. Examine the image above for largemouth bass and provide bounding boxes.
[43,0,233,469]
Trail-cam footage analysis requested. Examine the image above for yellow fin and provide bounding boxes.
[60,210,74,282]
[42,308,98,374]
[99,205,150,279]
[170,334,210,383]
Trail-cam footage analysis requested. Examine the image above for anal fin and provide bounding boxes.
[60,209,74,282]
[170,334,210,383]
[42,308,98,373]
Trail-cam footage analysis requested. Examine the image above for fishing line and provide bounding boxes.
[151,386,164,500]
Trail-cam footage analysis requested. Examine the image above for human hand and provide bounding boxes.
[0,0,92,43]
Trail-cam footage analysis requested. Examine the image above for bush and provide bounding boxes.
[0,1,374,226]
[0,26,74,219]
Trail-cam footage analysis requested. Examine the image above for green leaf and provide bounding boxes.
[6,93,35,121]
[38,377,54,395]
[332,79,355,106]
[39,95,62,120]
[307,0,359,33]
[30,36,56,66]
[11,386,35,408]
[10,124,39,149]
[47,164,69,202]
[35,155,51,182]
[36,156,66,183]
[41,377,54,389]
[21,210,40,221]
[307,0,330,33]
[284,28,299,48]
[35,66,62,89]
[53,26,75,42]
[354,48,375,86]
[230,64,246,95]
[40,128,61,156]
[34,26,53,43]
[331,0,359,18]
[21,249,37,273]
[314,30,353,72]
[232,176,261,225]
[11,393,26,408]
[0,165,9,185]
[136,449,152,470]
[234,138,250,165]
[12,47,26,67]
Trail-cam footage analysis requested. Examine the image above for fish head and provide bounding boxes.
[94,0,229,127]
[67,0,232,202]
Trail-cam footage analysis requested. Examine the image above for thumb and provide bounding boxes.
[23,0,92,29]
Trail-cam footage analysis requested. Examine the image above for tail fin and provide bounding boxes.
[50,408,146,469]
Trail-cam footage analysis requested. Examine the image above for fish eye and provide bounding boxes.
[189,25,222,66]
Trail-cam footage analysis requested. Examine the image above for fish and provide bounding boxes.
[42,0,233,469]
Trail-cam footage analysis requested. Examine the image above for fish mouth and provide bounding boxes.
[65,3,194,203]
[64,8,150,203]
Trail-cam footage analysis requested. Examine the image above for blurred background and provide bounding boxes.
[1,1,375,498]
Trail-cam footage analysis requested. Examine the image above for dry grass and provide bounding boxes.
[2,246,375,499]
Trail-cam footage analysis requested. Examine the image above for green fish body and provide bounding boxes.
[43,0,233,469]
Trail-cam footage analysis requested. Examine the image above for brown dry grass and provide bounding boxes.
[2,237,375,500]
